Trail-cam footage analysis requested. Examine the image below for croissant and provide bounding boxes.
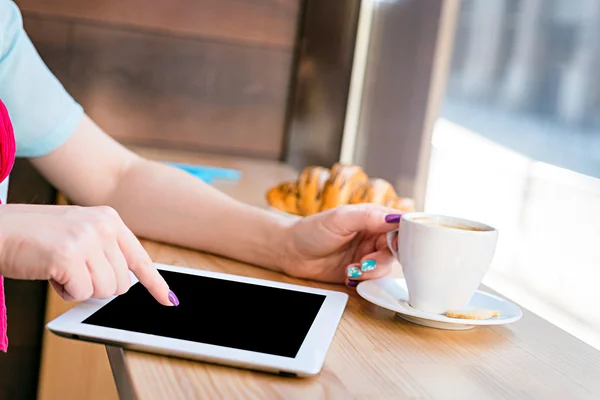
[297,166,330,215]
[266,182,301,215]
[266,164,416,216]
[384,197,416,213]
[320,163,368,211]
[349,178,397,206]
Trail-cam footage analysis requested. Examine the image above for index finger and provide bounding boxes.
[117,227,177,306]
[325,204,403,236]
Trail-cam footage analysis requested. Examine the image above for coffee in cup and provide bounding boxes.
[409,216,487,231]
[386,213,498,314]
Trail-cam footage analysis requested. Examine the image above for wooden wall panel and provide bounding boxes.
[62,25,292,158]
[19,0,301,159]
[21,17,72,83]
[284,0,361,169]
[16,0,299,47]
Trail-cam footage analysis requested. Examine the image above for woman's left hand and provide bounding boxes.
[280,204,401,287]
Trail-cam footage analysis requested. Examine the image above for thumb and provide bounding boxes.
[323,204,403,236]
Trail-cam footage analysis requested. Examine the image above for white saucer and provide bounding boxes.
[356,278,523,330]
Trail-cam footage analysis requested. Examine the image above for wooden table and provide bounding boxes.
[70,148,600,399]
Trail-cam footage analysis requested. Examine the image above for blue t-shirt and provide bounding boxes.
[0,0,83,157]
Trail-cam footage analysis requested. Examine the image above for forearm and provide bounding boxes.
[29,115,293,271]
[104,157,295,271]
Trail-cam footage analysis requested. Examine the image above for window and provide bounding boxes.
[425,0,600,349]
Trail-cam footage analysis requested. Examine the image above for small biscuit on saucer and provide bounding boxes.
[445,308,500,320]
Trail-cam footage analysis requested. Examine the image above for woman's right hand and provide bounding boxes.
[0,204,176,306]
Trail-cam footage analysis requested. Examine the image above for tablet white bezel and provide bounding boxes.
[46,263,349,377]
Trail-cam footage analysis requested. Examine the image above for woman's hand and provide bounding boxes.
[280,204,401,287]
[0,204,176,305]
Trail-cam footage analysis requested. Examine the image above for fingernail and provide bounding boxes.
[361,259,377,272]
[347,280,359,288]
[168,290,179,306]
[385,214,402,223]
[347,266,362,278]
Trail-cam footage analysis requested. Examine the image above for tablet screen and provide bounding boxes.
[82,270,326,358]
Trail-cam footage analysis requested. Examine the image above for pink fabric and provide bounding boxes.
[0,99,17,352]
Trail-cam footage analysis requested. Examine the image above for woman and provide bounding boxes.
[0,0,399,343]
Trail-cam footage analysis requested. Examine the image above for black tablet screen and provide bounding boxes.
[83,270,326,358]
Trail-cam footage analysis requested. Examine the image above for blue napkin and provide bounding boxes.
[165,162,241,184]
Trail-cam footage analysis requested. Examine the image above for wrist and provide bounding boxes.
[268,213,298,274]
[226,203,298,274]
[254,207,297,273]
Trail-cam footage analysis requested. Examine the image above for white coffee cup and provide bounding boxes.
[386,213,499,314]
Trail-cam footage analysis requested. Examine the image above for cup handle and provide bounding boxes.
[386,229,399,259]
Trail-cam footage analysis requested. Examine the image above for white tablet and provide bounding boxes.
[46,263,348,377]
